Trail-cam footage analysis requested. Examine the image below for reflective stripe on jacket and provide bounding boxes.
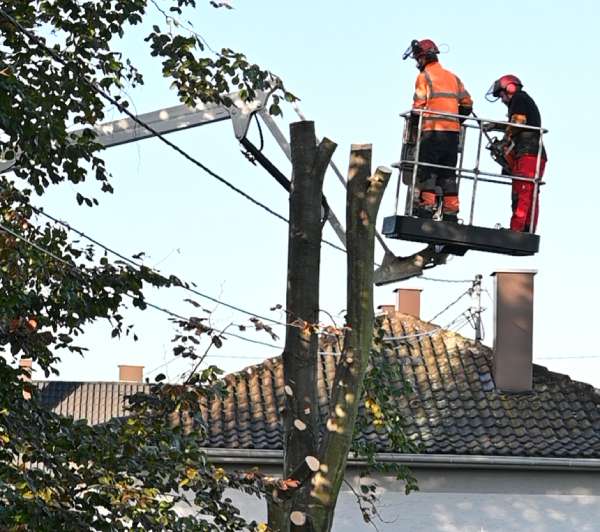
[413,62,473,132]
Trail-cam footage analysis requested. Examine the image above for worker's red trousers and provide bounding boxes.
[509,154,546,232]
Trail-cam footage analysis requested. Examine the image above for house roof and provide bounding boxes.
[36,381,149,426]
[35,314,600,459]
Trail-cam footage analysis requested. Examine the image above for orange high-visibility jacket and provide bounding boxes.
[412,62,472,132]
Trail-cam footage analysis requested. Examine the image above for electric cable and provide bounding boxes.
[419,276,472,284]
[0,220,283,350]
[0,8,347,254]
[30,205,288,328]
[147,306,480,379]
[1,203,486,358]
[0,11,285,215]
[427,289,469,323]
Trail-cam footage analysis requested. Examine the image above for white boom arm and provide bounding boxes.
[0,90,267,173]
[0,90,349,248]
[2,91,435,283]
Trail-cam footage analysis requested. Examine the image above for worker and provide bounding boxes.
[485,75,547,232]
[403,39,473,222]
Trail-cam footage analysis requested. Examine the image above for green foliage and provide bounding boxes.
[0,0,295,529]
[350,321,419,524]
[0,0,295,199]
[0,2,412,529]
[0,361,262,530]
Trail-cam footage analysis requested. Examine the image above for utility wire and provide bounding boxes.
[0,8,288,224]
[186,308,478,362]
[428,289,469,323]
[420,276,472,284]
[31,205,288,328]
[0,9,347,254]
[0,220,282,350]
[0,10,481,350]
[147,305,478,378]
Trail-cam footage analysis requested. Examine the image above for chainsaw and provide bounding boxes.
[485,136,513,174]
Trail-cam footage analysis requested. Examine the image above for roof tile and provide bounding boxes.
[35,314,600,459]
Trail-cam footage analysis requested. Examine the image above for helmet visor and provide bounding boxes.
[485,81,500,102]
[402,43,414,60]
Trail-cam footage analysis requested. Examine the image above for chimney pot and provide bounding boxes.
[393,288,422,318]
[491,269,536,393]
[377,304,396,317]
[118,364,144,383]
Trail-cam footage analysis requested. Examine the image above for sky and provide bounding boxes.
[19,0,600,387]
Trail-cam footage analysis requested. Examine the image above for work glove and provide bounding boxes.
[482,121,505,133]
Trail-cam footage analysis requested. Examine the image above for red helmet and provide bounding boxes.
[402,39,440,61]
[486,74,523,102]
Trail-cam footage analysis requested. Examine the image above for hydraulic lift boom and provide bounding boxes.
[0,90,429,284]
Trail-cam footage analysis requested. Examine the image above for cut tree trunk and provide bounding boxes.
[308,145,391,532]
[271,120,336,532]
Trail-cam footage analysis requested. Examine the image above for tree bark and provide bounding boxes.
[308,145,391,531]
[272,120,336,532]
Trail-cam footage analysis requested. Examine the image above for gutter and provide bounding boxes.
[203,448,600,472]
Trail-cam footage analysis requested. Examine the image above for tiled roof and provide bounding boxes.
[35,314,600,459]
[200,314,600,458]
[35,381,149,425]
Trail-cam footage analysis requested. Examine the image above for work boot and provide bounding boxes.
[413,205,434,219]
[442,195,459,223]
[414,191,437,219]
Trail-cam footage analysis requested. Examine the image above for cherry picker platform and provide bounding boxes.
[383,109,546,257]
[382,215,539,256]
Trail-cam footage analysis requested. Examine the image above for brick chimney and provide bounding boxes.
[491,270,536,393]
[19,358,33,400]
[376,304,396,317]
[118,364,144,383]
[394,288,422,318]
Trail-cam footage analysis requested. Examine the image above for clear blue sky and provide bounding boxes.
[32,0,600,386]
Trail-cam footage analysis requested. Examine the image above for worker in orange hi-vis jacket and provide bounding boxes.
[403,39,473,222]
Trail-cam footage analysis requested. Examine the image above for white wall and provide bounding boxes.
[211,466,600,531]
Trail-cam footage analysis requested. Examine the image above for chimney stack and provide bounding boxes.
[19,358,33,400]
[394,288,422,318]
[118,364,144,383]
[377,304,396,317]
[491,270,536,393]
[19,357,32,379]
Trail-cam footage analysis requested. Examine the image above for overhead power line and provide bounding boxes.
[0,8,289,223]
[428,289,470,323]
[0,8,346,254]
[145,302,480,379]
[420,276,472,284]
[0,220,282,350]
[31,205,287,328]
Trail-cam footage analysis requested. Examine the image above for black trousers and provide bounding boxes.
[417,131,460,196]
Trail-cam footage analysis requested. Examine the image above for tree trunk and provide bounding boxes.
[272,120,336,532]
[308,145,391,531]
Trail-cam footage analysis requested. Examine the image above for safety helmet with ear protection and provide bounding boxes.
[486,74,523,102]
[402,39,440,62]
